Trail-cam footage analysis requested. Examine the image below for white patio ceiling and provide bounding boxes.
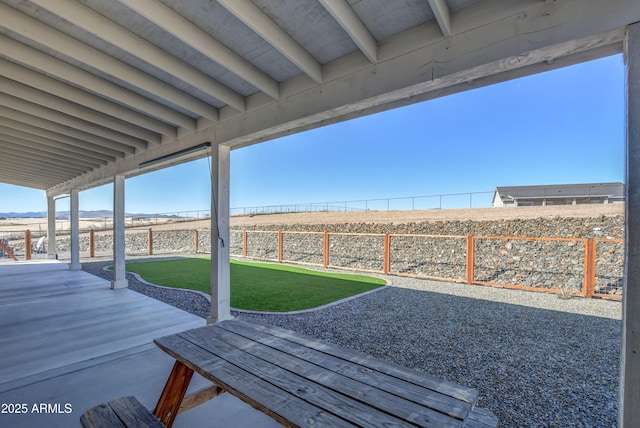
[0,0,638,196]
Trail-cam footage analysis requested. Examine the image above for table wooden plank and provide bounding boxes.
[109,396,166,428]
[181,328,441,428]
[80,403,127,428]
[465,408,499,428]
[154,334,357,428]
[234,318,478,404]
[220,319,472,420]
[188,324,467,426]
[80,397,165,428]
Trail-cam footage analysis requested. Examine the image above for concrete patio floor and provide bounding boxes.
[0,260,280,427]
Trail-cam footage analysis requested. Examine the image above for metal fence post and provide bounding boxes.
[148,228,153,256]
[194,230,199,253]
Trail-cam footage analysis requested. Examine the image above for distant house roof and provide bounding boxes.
[493,182,625,206]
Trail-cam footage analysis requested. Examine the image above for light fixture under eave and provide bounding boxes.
[138,142,212,168]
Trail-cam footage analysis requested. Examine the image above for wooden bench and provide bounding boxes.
[80,396,165,428]
[152,318,498,427]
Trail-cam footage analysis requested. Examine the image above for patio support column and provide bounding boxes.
[208,143,232,324]
[622,21,640,428]
[69,189,81,270]
[111,175,128,289]
[46,195,56,260]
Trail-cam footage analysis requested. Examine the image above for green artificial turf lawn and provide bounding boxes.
[124,258,385,312]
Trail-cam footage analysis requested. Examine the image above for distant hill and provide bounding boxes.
[0,210,181,219]
[0,211,47,218]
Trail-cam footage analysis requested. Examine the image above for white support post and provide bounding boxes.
[46,195,56,260]
[208,143,232,324]
[111,175,128,289]
[69,189,82,270]
[622,22,640,428]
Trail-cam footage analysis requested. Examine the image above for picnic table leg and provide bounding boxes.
[154,360,194,427]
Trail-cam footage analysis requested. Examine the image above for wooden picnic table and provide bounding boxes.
[153,318,497,427]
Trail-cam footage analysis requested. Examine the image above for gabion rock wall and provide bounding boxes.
[473,238,585,291]
[230,214,624,296]
[327,234,385,272]
[43,213,624,296]
[235,214,624,239]
[282,232,324,265]
[390,235,467,280]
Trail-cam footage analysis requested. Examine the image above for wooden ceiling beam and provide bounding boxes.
[0,113,124,160]
[0,106,133,157]
[0,143,90,174]
[0,35,197,131]
[427,0,452,37]
[0,170,58,189]
[319,0,378,63]
[0,59,177,138]
[1,92,148,152]
[0,160,78,180]
[0,4,220,120]
[0,125,113,165]
[0,78,160,145]
[0,136,102,169]
[118,0,279,100]
[30,0,244,113]
[217,0,323,83]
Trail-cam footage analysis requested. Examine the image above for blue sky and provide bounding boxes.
[0,53,626,214]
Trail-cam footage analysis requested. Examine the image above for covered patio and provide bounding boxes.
[0,260,279,427]
[1,0,640,425]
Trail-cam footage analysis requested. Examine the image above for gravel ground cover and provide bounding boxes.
[82,257,622,428]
